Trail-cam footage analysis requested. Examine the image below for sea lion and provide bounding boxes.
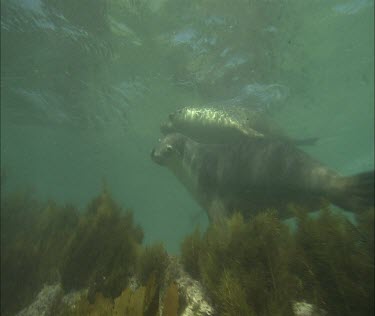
[151,133,374,222]
[161,106,318,146]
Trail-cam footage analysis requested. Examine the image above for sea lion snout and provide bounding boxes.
[151,143,173,165]
[150,147,163,165]
[151,133,187,166]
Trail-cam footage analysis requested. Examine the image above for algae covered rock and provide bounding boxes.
[16,284,63,316]
[160,256,214,316]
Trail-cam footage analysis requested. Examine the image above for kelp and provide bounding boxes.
[181,211,298,315]
[293,207,374,316]
[59,274,165,316]
[1,191,79,316]
[2,180,373,316]
[161,282,179,316]
[60,186,144,299]
[180,208,374,316]
[62,293,114,316]
[137,243,169,285]
[0,185,146,315]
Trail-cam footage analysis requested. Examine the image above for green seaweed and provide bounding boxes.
[180,227,202,280]
[137,243,169,285]
[63,292,114,316]
[217,270,255,316]
[2,178,373,316]
[181,211,298,315]
[1,184,144,315]
[113,287,146,316]
[59,274,162,316]
[61,186,144,299]
[1,191,79,316]
[294,207,374,315]
[180,208,374,316]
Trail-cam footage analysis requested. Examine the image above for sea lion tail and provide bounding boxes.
[334,170,374,212]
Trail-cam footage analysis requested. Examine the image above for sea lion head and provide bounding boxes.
[160,120,174,134]
[160,108,190,135]
[150,133,187,166]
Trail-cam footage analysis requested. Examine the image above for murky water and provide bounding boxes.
[1,0,373,253]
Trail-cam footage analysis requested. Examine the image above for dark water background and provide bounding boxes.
[1,0,373,253]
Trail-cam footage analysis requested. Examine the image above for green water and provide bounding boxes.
[1,0,373,253]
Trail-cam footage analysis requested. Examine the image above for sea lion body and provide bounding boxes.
[151,133,374,222]
[161,106,264,144]
[161,106,317,146]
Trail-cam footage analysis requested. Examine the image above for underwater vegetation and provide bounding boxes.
[1,189,79,316]
[60,185,144,300]
[2,178,373,316]
[0,184,177,316]
[293,208,374,316]
[181,211,299,315]
[181,208,374,316]
[1,181,201,316]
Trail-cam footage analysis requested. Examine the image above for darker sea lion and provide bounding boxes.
[161,106,318,146]
[151,133,374,222]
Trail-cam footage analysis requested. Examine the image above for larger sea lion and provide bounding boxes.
[151,133,374,222]
[161,106,318,146]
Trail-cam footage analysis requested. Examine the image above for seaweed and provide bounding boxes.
[60,186,144,299]
[294,207,374,316]
[59,274,161,316]
[180,211,299,315]
[137,243,169,285]
[1,191,79,316]
[180,208,374,316]
[63,292,114,316]
[113,287,146,316]
[217,270,255,316]
[180,227,202,280]
[2,179,373,316]
[143,273,160,316]
[1,184,144,315]
[161,282,179,316]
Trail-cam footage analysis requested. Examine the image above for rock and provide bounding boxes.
[293,301,328,316]
[60,288,88,311]
[160,256,214,316]
[16,284,63,316]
